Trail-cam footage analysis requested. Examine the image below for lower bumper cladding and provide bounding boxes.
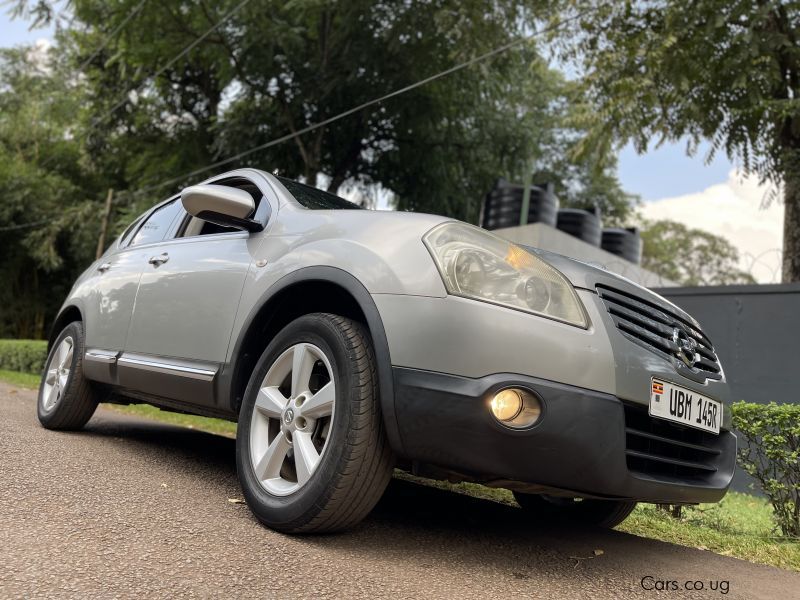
[393,367,736,504]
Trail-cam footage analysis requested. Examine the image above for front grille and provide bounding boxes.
[597,285,721,381]
[624,404,723,481]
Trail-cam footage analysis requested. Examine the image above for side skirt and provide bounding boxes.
[84,349,230,417]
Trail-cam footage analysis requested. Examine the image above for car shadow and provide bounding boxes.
[83,412,669,547]
[79,408,794,594]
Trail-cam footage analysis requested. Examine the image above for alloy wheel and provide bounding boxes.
[249,343,336,496]
[41,336,74,412]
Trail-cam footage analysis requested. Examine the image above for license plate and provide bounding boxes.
[649,378,720,434]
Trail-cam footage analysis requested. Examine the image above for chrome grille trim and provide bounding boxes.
[597,285,722,381]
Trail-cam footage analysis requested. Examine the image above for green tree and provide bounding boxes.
[12,0,637,225]
[556,1,800,280]
[61,0,558,223]
[641,220,755,286]
[0,45,104,338]
[534,157,639,226]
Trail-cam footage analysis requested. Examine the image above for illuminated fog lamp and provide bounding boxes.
[491,389,523,422]
[490,388,543,429]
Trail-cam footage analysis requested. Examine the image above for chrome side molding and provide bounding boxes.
[116,355,216,381]
[84,349,119,363]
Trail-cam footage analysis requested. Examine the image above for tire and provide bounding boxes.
[37,321,99,430]
[236,313,394,533]
[513,492,636,528]
[601,228,643,264]
[556,208,602,246]
[481,183,558,229]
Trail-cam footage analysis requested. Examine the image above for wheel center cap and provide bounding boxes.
[283,409,294,425]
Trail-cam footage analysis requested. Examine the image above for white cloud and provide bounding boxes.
[640,170,784,283]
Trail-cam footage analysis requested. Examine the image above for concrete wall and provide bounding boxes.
[655,283,800,495]
[495,222,678,287]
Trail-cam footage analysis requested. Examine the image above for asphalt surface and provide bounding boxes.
[1,382,798,599]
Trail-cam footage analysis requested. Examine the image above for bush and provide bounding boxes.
[0,339,48,375]
[733,401,800,538]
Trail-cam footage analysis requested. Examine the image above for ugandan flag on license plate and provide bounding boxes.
[652,380,664,396]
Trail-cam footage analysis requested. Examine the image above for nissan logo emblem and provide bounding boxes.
[672,326,699,368]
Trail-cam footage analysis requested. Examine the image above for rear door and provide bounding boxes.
[117,177,271,409]
[81,199,182,382]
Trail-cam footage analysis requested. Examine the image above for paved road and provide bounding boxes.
[1,382,797,599]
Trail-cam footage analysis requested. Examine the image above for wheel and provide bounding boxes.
[37,321,99,430]
[236,313,394,533]
[513,492,637,528]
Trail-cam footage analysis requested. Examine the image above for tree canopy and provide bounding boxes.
[8,1,638,222]
[9,0,778,337]
[0,45,102,337]
[641,219,755,286]
[1,1,640,336]
[555,0,800,280]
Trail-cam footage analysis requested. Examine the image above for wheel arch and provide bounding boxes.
[224,266,403,454]
[48,305,84,351]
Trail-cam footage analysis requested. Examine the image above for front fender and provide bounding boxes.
[226,265,405,455]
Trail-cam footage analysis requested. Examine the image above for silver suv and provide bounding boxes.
[38,169,736,532]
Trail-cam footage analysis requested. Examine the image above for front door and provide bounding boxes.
[118,214,264,408]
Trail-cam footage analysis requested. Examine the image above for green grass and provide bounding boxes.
[619,495,800,571]
[110,403,237,437]
[397,472,799,571]
[1,369,797,570]
[0,369,40,388]
[0,368,237,436]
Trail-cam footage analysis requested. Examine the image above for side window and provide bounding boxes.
[129,199,182,247]
[118,213,146,248]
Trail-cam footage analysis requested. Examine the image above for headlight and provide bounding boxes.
[423,222,588,328]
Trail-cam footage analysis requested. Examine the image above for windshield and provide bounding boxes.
[277,177,362,210]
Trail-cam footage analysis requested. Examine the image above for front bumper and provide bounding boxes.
[394,367,736,504]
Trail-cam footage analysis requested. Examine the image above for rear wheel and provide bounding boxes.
[513,492,636,528]
[37,321,99,430]
[236,313,394,533]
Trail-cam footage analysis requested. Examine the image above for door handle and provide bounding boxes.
[148,253,169,266]
[97,262,112,273]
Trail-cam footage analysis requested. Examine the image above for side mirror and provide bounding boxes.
[180,184,263,232]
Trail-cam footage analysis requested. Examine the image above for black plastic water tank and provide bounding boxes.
[601,227,642,265]
[556,207,602,246]
[481,179,558,230]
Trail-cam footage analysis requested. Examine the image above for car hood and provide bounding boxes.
[524,246,699,328]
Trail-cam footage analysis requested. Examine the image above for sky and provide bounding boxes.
[0,10,784,282]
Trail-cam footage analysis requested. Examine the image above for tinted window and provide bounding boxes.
[278,177,362,210]
[129,199,181,247]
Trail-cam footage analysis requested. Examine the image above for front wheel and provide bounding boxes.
[37,321,99,430]
[513,492,636,528]
[236,313,394,533]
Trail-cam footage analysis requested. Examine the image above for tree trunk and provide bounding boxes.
[782,168,800,282]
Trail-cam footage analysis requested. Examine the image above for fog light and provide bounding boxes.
[491,389,523,421]
[490,388,543,429]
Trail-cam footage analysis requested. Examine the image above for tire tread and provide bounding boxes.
[38,321,99,431]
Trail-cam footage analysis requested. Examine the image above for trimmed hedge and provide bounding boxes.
[0,339,48,375]
[733,401,800,538]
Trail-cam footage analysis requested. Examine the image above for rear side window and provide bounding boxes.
[129,199,182,247]
[277,177,362,210]
[118,214,145,247]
